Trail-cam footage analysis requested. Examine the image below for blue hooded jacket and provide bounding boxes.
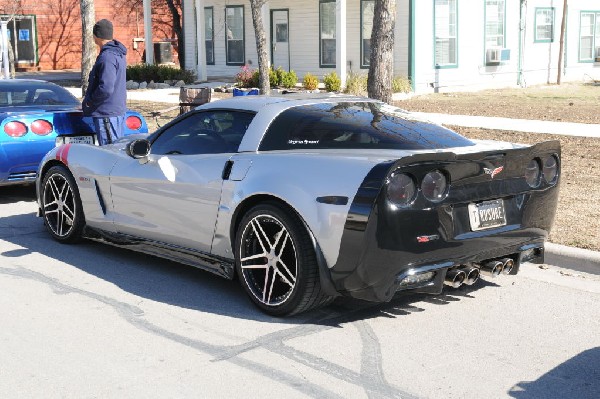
[83,40,127,117]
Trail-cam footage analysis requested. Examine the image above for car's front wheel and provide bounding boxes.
[41,165,85,243]
[235,203,332,316]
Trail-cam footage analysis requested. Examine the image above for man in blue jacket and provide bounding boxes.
[83,19,127,146]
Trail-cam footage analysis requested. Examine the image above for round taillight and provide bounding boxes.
[421,170,448,202]
[30,119,53,135]
[542,155,559,184]
[525,158,541,188]
[4,121,28,137]
[387,173,416,207]
[126,115,142,130]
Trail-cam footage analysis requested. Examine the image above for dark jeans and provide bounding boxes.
[93,116,124,146]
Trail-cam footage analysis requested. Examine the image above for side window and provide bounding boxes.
[151,110,255,156]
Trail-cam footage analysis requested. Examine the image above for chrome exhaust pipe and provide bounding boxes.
[460,266,480,285]
[444,269,466,288]
[479,260,503,277]
[500,258,514,274]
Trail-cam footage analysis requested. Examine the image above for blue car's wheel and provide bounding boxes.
[235,203,332,316]
[41,165,85,243]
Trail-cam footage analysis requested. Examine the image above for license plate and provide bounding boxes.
[56,135,96,146]
[468,199,506,231]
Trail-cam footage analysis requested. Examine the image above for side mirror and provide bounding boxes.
[126,139,151,159]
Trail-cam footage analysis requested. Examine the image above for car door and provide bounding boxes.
[108,109,255,253]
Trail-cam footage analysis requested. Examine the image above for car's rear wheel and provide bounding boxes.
[235,203,332,316]
[41,165,85,243]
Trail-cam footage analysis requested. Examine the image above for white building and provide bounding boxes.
[144,0,600,93]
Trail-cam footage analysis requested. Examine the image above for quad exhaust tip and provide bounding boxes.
[480,260,503,278]
[500,258,514,274]
[460,266,480,285]
[444,269,466,288]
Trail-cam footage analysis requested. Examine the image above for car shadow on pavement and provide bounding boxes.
[508,347,600,399]
[0,185,36,204]
[0,210,497,324]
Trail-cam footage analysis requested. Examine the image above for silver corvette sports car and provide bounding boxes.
[36,95,560,316]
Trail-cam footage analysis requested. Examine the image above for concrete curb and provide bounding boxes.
[545,243,600,275]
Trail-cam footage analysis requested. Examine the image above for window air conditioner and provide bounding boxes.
[486,48,511,64]
[595,47,600,62]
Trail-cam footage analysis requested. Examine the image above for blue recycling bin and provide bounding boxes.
[233,88,259,96]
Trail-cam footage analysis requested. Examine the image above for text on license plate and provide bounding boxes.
[56,135,96,146]
[468,199,506,231]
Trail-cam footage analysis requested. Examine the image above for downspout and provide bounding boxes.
[408,0,416,92]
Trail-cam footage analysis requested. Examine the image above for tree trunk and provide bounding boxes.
[7,38,15,78]
[250,0,269,94]
[367,0,395,103]
[80,0,95,96]
[166,0,184,70]
[557,0,568,85]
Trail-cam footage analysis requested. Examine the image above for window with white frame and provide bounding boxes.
[535,8,554,42]
[205,7,214,65]
[485,0,505,49]
[361,0,374,68]
[580,12,600,62]
[434,0,457,67]
[225,5,244,65]
[320,0,336,67]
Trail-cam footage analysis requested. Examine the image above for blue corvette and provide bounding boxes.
[0,79,148,186]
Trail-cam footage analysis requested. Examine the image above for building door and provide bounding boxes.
[6,15,38,67]
[271,10,289,71]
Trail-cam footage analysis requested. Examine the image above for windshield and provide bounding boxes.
[259,102,475,151]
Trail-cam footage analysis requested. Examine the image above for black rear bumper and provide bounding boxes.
[328,141,560,302]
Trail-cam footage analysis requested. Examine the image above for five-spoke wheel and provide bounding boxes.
[41,165,85,243]
[236,203,331,316]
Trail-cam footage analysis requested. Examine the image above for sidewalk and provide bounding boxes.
[411,112,600,138]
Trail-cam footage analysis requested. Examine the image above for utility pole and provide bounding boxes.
[0,20,9,79]
[557,0,567,84]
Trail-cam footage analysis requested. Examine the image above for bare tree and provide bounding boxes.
[249,0,269,94]
[165,0,184,69]
[557,0,567,85]
[367,0,395,103]
[80,0,96,96]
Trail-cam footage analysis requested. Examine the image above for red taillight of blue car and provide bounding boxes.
[126,115,143,130]
[4,119,54,137]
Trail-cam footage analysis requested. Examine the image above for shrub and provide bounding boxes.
[344,72,368,96]
[250,68,260,88]
[269,67,280,86]
[235,65,256,88]
[126,64,196,84]
[323,71,341,92]
[303,73,319,90]
[392,76,412,93]
[281,70,298,89]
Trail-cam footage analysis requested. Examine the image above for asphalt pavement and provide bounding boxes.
[13,70,600,274]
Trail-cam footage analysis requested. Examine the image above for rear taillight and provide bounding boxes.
[4,121,28,137]
[542,155,559,184]
[126,115,143,130]
[30,119,53,135]
[421,170,448,202]
[386,173,417,207]
[525,158,541,188]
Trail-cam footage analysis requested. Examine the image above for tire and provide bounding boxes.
[40,165,85,243]
[235,203,332,316]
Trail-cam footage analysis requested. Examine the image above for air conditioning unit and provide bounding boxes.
[486,48,511,64]
[595,47,600,62]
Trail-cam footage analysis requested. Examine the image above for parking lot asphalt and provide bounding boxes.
[13,71,600,275]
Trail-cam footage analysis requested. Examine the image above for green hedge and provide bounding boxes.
[126,64,196,83]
